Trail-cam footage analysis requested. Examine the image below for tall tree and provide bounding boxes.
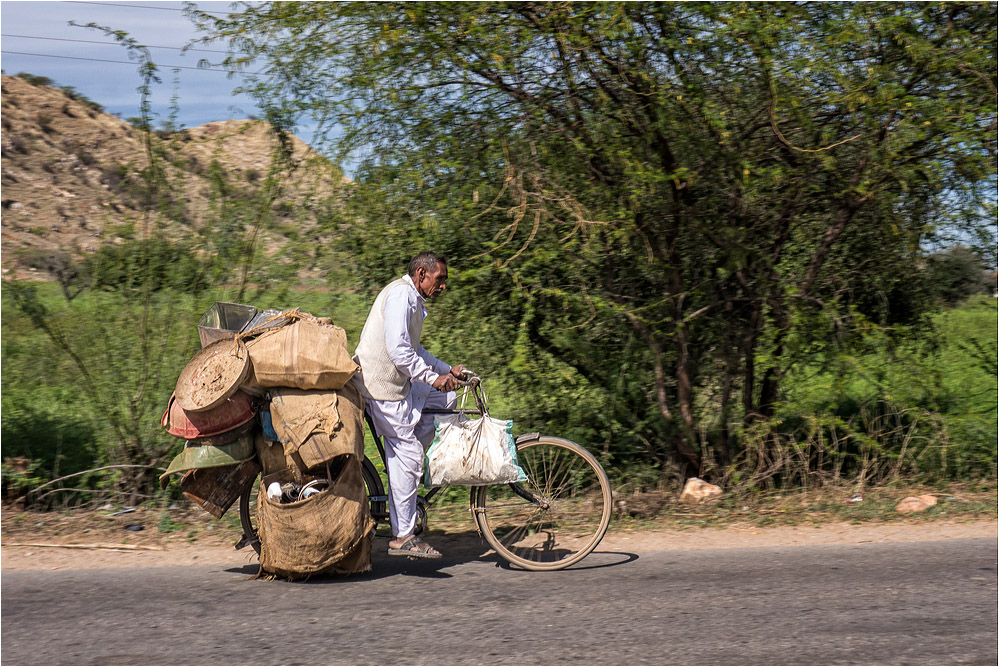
[195,2,997,475]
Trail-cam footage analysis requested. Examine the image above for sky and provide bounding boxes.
[0,0,267,131]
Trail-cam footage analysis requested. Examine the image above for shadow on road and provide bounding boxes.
[223,529,493,581]
[224,542,639,581]
[224,553,483,582]
[489,550,640,572]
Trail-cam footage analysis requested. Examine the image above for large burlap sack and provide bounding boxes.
[244,317,359,390]
[267,383,365,472]
[257,456,374,579]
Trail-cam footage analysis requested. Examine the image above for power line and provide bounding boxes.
[1,33,237,55]
[63,1,230,16]
[1,50,259,74]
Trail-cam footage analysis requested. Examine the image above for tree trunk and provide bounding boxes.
[743,303,761,422]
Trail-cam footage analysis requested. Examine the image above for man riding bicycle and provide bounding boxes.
[352,251,466,559]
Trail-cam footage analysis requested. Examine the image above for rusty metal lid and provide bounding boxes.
[174,338,250,412]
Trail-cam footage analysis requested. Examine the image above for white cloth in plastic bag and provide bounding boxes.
[424,414,527,487]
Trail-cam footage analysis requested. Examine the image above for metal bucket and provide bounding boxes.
[197,302,258,348]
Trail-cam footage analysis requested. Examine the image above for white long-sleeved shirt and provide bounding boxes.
[383,274,450,386]
[353,274,451,401]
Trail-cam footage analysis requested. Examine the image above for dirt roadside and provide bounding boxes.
[2,506,994,572]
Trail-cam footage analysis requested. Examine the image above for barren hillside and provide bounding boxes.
[0,73,342,281]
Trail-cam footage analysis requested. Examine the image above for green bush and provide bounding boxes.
[36,113,55,135]
[4,281,201,499]
[16,72,54,87]
[0,403,98,484]
[925,247,994,306]
[1,458,46,499]
[100,163,129,191]
[85,239,211,293]
[773,297,998,485]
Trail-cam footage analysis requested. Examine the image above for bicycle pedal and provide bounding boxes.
[234,533,259,551]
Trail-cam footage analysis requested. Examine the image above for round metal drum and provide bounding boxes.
[175,338,250,412]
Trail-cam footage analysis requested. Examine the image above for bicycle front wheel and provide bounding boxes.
[471,436,612,571]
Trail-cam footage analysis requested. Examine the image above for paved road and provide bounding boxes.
[2,538,995,665]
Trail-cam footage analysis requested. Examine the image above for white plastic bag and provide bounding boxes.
[424,414,527,487]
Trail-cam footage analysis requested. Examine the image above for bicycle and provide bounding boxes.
[237,373,612,571]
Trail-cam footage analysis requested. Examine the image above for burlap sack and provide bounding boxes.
[245,318,359,390]
[257,456,374,579]
[255,431,308,485]
[267,382,365,472]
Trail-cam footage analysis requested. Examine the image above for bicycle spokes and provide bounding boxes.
[472,437,612,569]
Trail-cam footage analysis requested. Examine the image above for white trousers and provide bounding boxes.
[365,382,456,538]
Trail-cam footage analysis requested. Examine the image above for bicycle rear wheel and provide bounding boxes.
[470,436,612,571]
[238,456,385,555]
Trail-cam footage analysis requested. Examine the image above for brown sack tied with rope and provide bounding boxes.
[243,313,359,390]
[257,456,374,580]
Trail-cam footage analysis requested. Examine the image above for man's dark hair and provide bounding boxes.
[408,251,446,277]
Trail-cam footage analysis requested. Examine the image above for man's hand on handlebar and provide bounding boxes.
[432,372,459,393]
[432,364,468,392]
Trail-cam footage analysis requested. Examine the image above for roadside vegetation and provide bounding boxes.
[3,283,994,514]
[2,3,996,528]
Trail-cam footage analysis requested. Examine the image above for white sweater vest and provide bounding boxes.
[353,277,425,401]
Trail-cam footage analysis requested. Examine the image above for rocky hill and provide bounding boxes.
[0,73,343,281]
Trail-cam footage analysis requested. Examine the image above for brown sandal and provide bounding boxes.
[388,536,442,559]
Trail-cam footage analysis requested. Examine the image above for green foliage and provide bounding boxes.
[85,239,211,293]
[5,280,198,492]
[158,511,183,533]
[775,296,998,484]
[195,1,996,478]
[3,6,994,507]
[1,458,48,498]
[35,113,55,134]
[100,163,129,192]
[925,247,994,306]
[57,84,105,114]
[16,72,54,87]
[0,403,98,483]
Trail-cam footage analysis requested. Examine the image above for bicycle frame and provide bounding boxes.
[362,377,486,508]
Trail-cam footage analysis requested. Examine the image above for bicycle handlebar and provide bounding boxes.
[454,370,480,387]
[452,370,487,414]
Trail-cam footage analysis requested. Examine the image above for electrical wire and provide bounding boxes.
[1,33,237,55]
[63,1,230,16]
[0,49,258,74]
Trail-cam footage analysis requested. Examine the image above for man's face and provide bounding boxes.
[415,261,448,300]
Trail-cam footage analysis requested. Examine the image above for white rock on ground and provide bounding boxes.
[895,494,938,513]
[679,477,723,503]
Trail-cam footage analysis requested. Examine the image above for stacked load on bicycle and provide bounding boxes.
[159,301,374,579]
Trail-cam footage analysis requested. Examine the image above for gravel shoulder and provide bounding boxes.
[2,513,994,571]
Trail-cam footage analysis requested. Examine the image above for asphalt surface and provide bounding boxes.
[2,537,996,665]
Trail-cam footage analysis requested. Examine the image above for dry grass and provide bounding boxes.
[3,481,994,551]
[611,480,998,531]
